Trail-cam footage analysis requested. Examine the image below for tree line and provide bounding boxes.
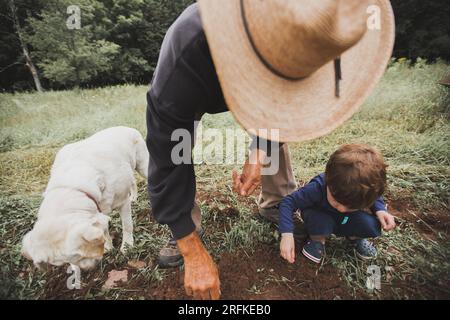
[0,0,449,92]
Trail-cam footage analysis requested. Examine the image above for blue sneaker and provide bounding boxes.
[302,239,325,264]
[349,238,377,260]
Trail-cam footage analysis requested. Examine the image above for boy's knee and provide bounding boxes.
[302,208,335,236]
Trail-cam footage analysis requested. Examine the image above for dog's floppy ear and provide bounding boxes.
[93,213,110,229]
[80,223,106,259]
[82,225,105,244]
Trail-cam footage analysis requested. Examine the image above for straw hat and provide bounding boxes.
[198,0,395,142]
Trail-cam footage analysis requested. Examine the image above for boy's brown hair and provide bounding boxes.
[325,144,387,210]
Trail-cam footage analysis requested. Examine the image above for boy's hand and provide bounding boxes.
[375,211,396,231]
[280,233,295,263]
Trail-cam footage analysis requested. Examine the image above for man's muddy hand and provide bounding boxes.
[177,232,221,300]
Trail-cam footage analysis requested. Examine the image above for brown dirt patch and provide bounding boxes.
[144,244,357,300]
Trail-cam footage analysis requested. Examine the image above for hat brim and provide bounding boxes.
[198,0,395,142]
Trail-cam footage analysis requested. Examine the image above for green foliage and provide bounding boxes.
[23,0,120,86]
[0,0,195,90]
[392,0,450,60]
[1,0,448,91]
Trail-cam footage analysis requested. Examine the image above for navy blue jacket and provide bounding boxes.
[279,173,387,233]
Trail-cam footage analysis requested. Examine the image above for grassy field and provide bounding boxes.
[0,60,449,299]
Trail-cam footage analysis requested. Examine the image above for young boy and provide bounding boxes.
[279,144,396,264]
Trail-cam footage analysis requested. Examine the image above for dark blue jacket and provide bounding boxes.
[279,173,386,233]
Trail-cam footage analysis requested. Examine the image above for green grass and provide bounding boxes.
[0,60,449,299]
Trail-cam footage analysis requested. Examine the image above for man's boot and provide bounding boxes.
[157,202,203,268]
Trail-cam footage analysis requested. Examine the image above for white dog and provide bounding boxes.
[22,126,149,270]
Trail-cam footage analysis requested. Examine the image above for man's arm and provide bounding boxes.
[146,94,221,300]
[146,93,197,240]
[249,135,284,157]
